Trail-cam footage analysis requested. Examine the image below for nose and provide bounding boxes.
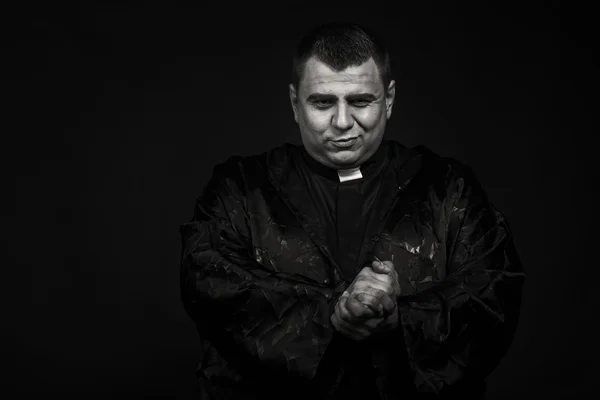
[332,103,354,131]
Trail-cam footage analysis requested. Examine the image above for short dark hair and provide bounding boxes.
[291,22,391,89]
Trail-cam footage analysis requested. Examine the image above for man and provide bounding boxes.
[180,22,525,400]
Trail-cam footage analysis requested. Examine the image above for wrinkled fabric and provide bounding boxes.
[180,140,525,400]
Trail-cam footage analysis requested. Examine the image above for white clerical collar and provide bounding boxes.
[337,167,363,182]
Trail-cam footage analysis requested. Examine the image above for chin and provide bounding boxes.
[327,150,363,168]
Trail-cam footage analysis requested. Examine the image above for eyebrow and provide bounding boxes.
[305,93,378,102]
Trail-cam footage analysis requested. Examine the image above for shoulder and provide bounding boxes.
[386,140,487,204]
[411,144,474,182]
[206,142,299,192]
[415,144,484,198]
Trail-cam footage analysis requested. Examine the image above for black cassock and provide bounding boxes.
[295,144,390,399]
[180,140,525,400]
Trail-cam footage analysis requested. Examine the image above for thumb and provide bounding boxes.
[372,260,392,274]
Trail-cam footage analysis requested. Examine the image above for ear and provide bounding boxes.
[289,83,299,123]
[385,80,396,120]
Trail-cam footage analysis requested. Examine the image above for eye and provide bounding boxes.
[313,100,334,109]
[351,100,370,107]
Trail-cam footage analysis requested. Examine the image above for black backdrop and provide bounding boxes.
[4,1,596,398]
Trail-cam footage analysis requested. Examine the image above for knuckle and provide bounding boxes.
[345,306,358,319]
[334,302,342,315]
[340,308,352,322]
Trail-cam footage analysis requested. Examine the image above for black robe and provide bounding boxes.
[179,140,525,400]
[294,142,390,399]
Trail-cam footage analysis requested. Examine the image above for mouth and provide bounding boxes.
[331,137,358,148]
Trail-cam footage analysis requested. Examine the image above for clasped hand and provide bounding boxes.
[331,260,401,341]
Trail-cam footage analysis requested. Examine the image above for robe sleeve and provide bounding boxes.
[396,164,526,394]
[179,160,336,384]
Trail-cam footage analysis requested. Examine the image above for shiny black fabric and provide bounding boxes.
[179,140,525,400]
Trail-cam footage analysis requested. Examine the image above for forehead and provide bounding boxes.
[299,56,384,95]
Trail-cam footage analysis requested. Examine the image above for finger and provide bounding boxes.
[361,268,396,287]
[346,294,379,319]
[332,313,368,341]
[372,260,394,274]
[339,313,384,334]
[371,260,389,274]
[362,316,385,330]
[335,301,388,338]
[333,291,349,315]
[340,294,378,324]
[354,274,394,292]
[353,279,395,299]
[332,313,359,340]
[354,292,384,315]
[334,314,371,341]
[337,296,355,324]
[355,289,396,315]
[335,296,346,320]
[366,263,401,298]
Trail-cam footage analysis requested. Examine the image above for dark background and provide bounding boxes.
[4,1,596,398]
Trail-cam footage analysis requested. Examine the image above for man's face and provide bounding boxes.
[290,56,395,169]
